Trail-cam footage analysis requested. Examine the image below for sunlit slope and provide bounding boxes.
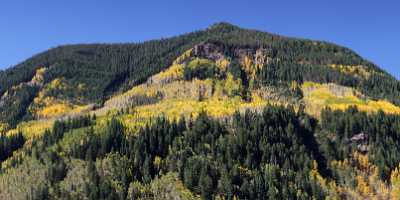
[94,48,277,134]
[6,44,400,138]
[302,81,400,116]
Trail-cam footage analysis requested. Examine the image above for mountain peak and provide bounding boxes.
[207,22,240,31]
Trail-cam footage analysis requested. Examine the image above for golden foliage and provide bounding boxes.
[48,77,68,90]
[330,64,373,79]
[302,81,400,117]
[391,164,400,200]
[0,123,10,134]
[328,152,390,199]
[31,96,88,119]
[224,73,243,97]
[113,96,270,134]
[242,55,253,75]
[153,156,162,170]
[173,49,193,65]
[153,63,185,82]
[6,120,54,138]
[30,67,47,84]
[187,58,215,70]
[29,77,89,119]
[216,58,230,72]
[309,160,342,199]
[37,102,74,118]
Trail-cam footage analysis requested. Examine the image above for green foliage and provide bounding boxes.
[0,132,25,164]
[6,103,400,199]
[2,22,400,200]
[0,105,328,199]
[319,107,400,180]
[0,84,38,127]
[3,22,397,128]
[183,59,219,80]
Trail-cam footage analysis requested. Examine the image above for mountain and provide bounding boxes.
[1,23,400,199]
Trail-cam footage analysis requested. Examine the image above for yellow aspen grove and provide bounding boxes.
[391,165,400,199]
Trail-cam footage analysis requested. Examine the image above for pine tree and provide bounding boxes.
[199,166,214,199]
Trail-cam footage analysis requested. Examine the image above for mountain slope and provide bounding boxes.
[1,23,400,199]
[2,22,399,129]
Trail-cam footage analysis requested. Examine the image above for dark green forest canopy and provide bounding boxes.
[0,22,387,99]
[1,22,399,126]
[2,105,400,199]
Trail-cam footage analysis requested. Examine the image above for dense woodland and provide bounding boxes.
[1,23,400,199]
[1,23,399,127]
[0,106,400,199]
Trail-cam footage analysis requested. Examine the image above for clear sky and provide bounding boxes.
[1,0,399,78]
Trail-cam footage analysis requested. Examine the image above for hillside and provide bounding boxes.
[1,23,400,199]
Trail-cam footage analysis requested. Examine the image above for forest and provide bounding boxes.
[1,23,400,200]
[2,23,399,128]
[1,105,400,199]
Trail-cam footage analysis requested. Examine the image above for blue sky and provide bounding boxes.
[1,0,399,78]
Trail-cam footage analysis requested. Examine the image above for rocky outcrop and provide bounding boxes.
[350,132,369,153]
[192,43,225,61]
[255,48,273,68]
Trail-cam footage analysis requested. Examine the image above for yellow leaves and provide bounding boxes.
[239,52,266,79]
[153,156,162,170]
[31,96,88,119]
[153,63,185,81]
[302,81,320,89]
[48,78,68,90]
[353,152,371,172]
[36,67,47,75]
[29,77,89,119]
[309,160,343,199]
[187,58,215,69]
[6,120,53,138]
[37,103,73,118]
[173,49,193,65]
[237,165,254,177]
[216,58,230,72]
[242,55,253,74]
[356,175,373,197]
[224,73,243,97]
[241,55,260,79]
[328,152,390,199]
[0,123,10,134]
[115,96,270,134]
[310,160,326,186]
[330,64,372,79]
[77,83,86,91]
[391,164,400,200]
[302,81,400,117]
[30,67,47,84]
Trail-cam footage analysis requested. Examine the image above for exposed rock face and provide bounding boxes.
[350,132,369,153]
[234,48,252,62]
[350,132,368,142]
[255,48,273,68]
[192,43,225,61]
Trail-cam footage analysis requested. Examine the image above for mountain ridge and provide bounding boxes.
[2,22,400,199]
[1,22,399,128]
